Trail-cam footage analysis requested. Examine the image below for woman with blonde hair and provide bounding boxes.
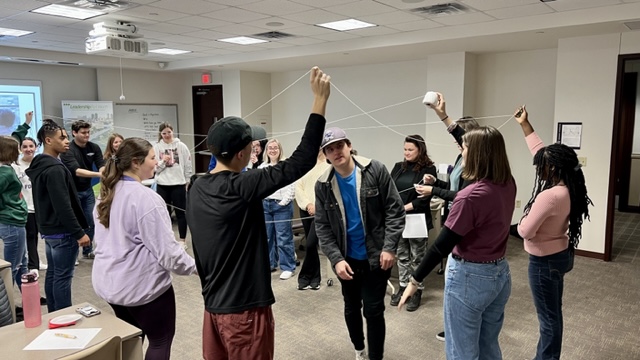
[93,137,196,359]
[400,126,516,360]
[104,133,124,160]
[258,139,297,280]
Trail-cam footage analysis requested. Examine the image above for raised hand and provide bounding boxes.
[25,111,33,125]
[514,105,528,124]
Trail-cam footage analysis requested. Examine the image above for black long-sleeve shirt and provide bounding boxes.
[187,114,325,314]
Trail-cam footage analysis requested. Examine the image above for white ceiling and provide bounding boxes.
[0,0,639,72]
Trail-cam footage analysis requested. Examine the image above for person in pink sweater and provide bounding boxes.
[515,106,593,360]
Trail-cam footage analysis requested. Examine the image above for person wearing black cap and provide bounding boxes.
[186,66,330,360]
[315,127,405,360]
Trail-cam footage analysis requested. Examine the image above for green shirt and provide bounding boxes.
[0,165,27,226]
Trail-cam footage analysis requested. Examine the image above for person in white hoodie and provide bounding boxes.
[153,123,192,249]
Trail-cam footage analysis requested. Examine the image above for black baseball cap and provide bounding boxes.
[207,116,265,158]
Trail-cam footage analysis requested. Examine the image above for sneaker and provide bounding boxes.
[75,260,79,266]
[178,241,188,250]
[355,349,368,360]
[39,262,48,270]
[82,252,95,259]
[389,286,406,306]
[271,267,277,273]
[297,284,311,290]
[436,331,445,342]
[310,282,321,290]
[279,270,294,280]
[40,297,47,306]
[406,289,423,312]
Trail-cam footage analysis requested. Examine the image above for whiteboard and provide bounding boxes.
[113,103,178,144]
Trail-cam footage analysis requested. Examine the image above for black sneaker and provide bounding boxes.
[297,284,311,290]
[40,297,47,306]
[310,282,320,290]
[406,289,422,312]
[389,286,406,307]
[436,331,445,342]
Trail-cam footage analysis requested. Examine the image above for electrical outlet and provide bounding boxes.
[578,157,587,167]
[515,200,521,208]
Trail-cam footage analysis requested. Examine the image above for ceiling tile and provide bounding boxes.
[385,19,443,31]
[200,48,239,55]
[290,0,357,6]
[325,1,397,17]
[117,5,190,22]
[161,34,211,44]
[202,7,270,22]
[11,12,83,26]
[1,0,48,11]
[358,10,425,25]
[0,8,23,18]
[237,0,314,16]
[372,0,452,10]
[168,16,233,29]
[278,25,332,36]
[351,25,399,37]
[141,22,200,35]
[276,36,326,45]
[183,29,235,40]
[485,3,555,20]
[258,41,293,49]
[150,0,228,15]
[543,0,623,12]
[311,32,361,41]
[429,12,495,26]
[241,17,305,30]
[212,23,271,36]
[204,0,263,5]
[460,0,539,12]
[280,9,345,24]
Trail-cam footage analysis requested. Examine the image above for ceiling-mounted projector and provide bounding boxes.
[86,35,148,57]
[89,21,141,38]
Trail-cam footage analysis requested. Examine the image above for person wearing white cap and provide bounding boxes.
[315,128,405,360]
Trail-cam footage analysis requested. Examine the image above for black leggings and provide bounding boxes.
[110,286,176,360]
[26,213,39,270]
[156,184,187,239]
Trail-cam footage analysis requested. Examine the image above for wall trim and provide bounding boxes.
[575,249,605,260]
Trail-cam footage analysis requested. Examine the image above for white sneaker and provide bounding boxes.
[355,349,368,360]
[178,241,188,250]
[39,262,48,270]
[75,260,79,266]
[279,270,294,280]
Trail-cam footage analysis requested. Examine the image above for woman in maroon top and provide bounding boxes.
[399,126,516,360]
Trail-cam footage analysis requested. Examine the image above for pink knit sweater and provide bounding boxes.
[518,132,570,257]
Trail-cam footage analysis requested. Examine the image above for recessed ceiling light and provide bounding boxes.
[266,22,284,27]
[316,19,377,32]
[0,27,34,37]
[31,4,106,20]
[149,48,192,55]
[218,36,268,45]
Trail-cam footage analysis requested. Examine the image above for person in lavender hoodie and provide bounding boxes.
[515,106,592,360]
[92,137,196,360]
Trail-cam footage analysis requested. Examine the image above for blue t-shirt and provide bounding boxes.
[335,167,367,260]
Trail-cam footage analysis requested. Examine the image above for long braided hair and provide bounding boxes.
[521,143,593,249]
[36,119,64,146]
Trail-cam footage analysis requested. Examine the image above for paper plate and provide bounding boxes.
[49,314,82,326]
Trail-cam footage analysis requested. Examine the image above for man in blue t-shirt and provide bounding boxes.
[315,127,405,360]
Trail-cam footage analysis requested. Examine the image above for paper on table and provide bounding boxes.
[24,328,102,350]
[402,214,428,239]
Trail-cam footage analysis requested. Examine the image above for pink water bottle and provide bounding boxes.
[21,272,42,328]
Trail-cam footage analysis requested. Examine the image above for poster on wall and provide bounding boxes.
[61,101,113,151]
[557,122,582,149]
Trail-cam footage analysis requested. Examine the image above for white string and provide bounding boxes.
[242,70,312,119]
[497,114,515,129]
[397,178,425,194]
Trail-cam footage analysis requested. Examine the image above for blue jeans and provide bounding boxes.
[529,248,574,360]
[44,235,79,312]
[444,254,511,360]
[77,188,95,256]
[263,200,296,272]
[0,224,27,290]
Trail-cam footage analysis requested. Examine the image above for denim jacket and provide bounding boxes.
[315,156,405,271]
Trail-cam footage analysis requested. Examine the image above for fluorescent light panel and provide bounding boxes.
[316,19,377,31]
[31,4,106,20]
[149,48,192,55]
[217,36,268,45]
[0,27,34,37]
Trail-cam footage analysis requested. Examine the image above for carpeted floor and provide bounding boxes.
[7,226,640,360]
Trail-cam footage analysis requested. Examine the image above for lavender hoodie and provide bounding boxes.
[92,178,196,306]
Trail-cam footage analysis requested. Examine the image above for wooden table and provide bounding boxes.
[0,302,143,360]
